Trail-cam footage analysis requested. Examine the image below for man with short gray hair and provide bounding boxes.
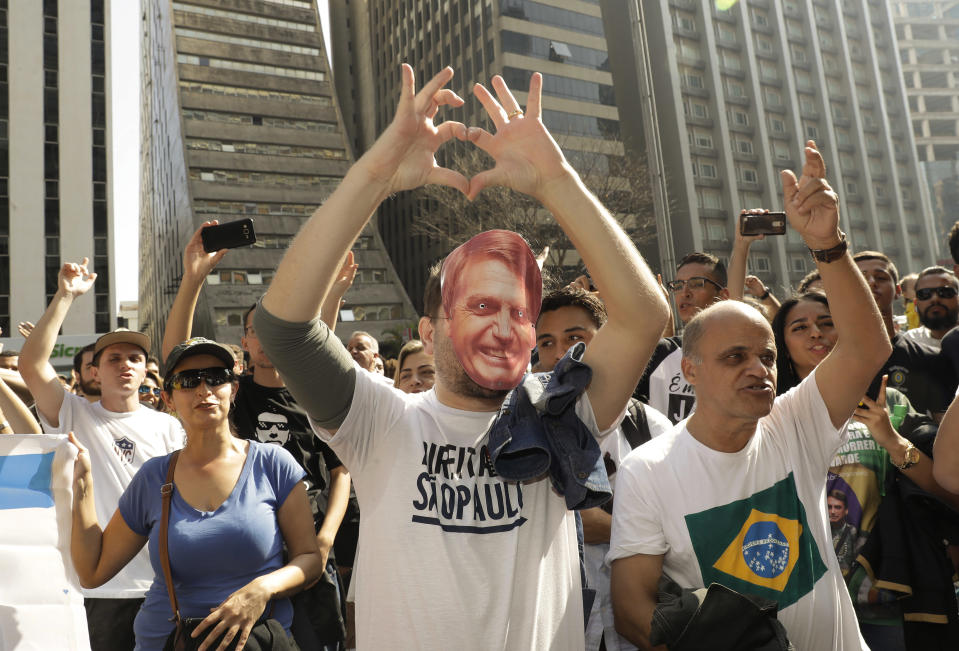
[610,142,888,650]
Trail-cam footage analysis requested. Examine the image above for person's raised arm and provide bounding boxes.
[0,374,40,433]
[254,66,468,431]
[727,210,765,301]
[69,433,147,588]
[610,553,667,651]
[319,251,358,332]
[782,142,891,428]
[465,74,669,430]
[316,466,351,566]
[160,222,228,363]
[744,275,781,320]
[262,65,467,323]
[934,393,959,494]
[19,259,97,426]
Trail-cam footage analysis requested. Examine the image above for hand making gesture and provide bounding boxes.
[781,140,841,250]
[59,258,98,298]
[361,64,469,196]
[466,74,573,201]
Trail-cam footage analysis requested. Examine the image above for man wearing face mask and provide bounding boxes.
[253,67,669,649]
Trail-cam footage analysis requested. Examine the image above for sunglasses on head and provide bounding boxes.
[138,385,161,397]
[666,276,724,292]
[915,286,958,301]
[165,367,235,391]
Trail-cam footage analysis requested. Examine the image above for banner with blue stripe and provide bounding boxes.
[0,434,90,650]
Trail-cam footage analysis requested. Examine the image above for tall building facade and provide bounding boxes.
[0,0,112,353]
[892,1,959,253]
[333,0,633,312]
[602,0,940,292]
[140,0,415,351]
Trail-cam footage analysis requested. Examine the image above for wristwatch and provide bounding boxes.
[893,442,920,470]
[808,231,848,263]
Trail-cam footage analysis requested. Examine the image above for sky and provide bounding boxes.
[110,1,333,308]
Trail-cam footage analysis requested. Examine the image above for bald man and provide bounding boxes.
[608,143,889,651]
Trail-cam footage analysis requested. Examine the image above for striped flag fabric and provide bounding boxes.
[0,434,90,650]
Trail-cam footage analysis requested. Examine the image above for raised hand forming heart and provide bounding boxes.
[357,64,575,203]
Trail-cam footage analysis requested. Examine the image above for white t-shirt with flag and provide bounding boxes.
[313,368,595,651]
[608,371,866,651]
[40,392,184,598]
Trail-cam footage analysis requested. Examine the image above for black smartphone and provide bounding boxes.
[201,219,256,252]
[740,211,786,236]
[864,375,883,403]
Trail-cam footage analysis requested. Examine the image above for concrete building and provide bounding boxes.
[139,0,415,353]
[892,1,959,254]
[602,0,940,292]
[0,0,113,352]
[332,0,637,312]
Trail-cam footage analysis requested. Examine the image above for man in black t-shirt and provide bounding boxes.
[854,251,957,419]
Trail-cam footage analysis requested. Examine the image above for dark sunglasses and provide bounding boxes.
[666,276,724,292]
[138,385,161,397]
[165,367,235,391]
[915,286,958,301]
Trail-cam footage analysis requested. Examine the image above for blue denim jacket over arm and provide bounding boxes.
[487,342,611,510]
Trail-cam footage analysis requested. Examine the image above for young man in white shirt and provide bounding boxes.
[608,142,891,651]
[19,259,184,651]
[254,67,669,650]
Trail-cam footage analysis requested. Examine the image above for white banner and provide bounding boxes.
[0,434,90,650]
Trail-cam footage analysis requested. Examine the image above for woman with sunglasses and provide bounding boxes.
[70,337,323,651]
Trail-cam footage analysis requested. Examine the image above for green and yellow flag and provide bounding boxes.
[685,473,827,608]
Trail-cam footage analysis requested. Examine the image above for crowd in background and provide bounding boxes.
[2,66,959,651]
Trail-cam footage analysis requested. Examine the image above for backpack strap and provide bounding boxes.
[159,450,181,625]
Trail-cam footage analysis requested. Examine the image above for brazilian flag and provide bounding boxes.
[685,473,827,609]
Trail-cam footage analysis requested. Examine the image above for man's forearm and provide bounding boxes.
[0,378,40,433]
[539,171,665,337]
[727,240,750,301]
[263,164,388,323]
[317,467,351,553]
[20,291,72,377]
[160,273,203,362]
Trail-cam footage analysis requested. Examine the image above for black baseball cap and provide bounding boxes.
[164,337,235,375]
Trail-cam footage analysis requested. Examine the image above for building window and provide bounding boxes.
[730,110,749,126]
[737,139,753,154]
[740,167,758,184]
[751,255,771,272]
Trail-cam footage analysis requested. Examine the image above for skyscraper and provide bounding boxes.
[332,0,637,311]
[602,0,940,291]
[139,0,415,351]
[1,0,112,349]
[892,1,959,251]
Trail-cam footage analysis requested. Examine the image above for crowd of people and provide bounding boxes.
[2,66,959,651]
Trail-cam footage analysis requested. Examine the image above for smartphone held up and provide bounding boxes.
[740,211,786,237]
[201,219,257,252]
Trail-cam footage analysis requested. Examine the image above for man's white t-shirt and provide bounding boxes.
[40,392,184,598]
[314,369,592,651]
[585,404,672,651]
[608,371,866,651]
